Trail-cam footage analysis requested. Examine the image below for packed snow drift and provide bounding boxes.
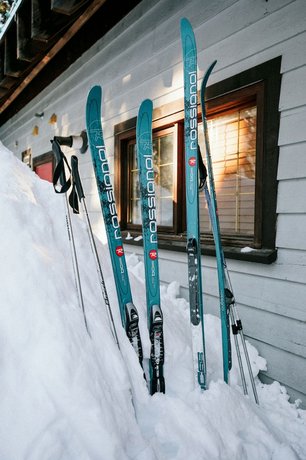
[0,141,305,459]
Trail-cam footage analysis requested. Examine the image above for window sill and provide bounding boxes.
[122,231,277,264]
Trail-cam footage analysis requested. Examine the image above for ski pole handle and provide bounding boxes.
[71,155,85,200]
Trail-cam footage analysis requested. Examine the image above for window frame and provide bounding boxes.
[201,81,264,248]
[114,57,281,264]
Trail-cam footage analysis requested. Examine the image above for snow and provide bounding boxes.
[0,141,305,460]
[241,247,257,253]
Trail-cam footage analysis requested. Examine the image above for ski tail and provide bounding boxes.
[181,17,206,390]
[136,99,165,394]
[86,85,143,367]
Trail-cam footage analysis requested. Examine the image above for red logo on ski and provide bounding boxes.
[115,246,124,257]
[188,156,196,167]
[149,249,157,260]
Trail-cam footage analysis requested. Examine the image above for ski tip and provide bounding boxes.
[200,60,217,92]
[200,61,217,117]
[139,98,153,113]
[180,17,191,30]
[88,85,102,100]
[180,17,194,39]
[180,17,196,55]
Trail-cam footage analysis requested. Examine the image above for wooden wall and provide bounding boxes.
[0,0,305,405]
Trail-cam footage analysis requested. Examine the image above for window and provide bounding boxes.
[33,152,55,183]
[198,106,257,238]
[127,128,175,227]
[115,57,281,263]
[197,81,264,249]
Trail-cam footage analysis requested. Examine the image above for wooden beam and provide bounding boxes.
[51,0,90,16]
[0,0,107,114]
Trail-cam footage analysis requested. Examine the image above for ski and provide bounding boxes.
[86,85,143,367]
[180,17,206,390]
[200,62,259,402]
[199,61,231,384]
[136,99,165,395]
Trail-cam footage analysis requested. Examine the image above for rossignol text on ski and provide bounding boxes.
[136,98,165,394]
[86,85,143,368]
[181,17,206,390]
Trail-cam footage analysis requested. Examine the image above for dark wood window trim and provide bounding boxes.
[200,82,263,248]
[205,57,281,253]
[114,57,281,264]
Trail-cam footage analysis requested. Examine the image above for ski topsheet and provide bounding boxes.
[180,17,206,390]
[199,61,231,383]
[136,99,165,395]
[86,85,143,367]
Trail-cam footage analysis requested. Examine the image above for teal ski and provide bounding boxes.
[200,63,259,402]
[199,61,231,383]
[136,99,165,394]
[86,85,143,366]
[181,17,206,390]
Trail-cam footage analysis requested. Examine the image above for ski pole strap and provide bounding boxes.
[69,183,79,214]
[52,139,72,194]
[71,155,85,199]
[197,145,207,191]
[69,155,84,214]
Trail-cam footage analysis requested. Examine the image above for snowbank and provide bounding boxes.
[0,142,305,460]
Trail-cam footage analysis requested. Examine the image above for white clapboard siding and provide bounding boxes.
[236,303,306,359]
[281,30,306,72]
[277,142,306,180]
[276,215,306,250]
[277,179,306,213]
[251,338,306,400]
[277,248,306,267]
[279,65,306,111]
[279,107,306,146]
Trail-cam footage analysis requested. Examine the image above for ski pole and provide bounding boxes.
[70,154,120,348]
[198,152,248,395]
[52,139,91,337]
[224,269,259,404]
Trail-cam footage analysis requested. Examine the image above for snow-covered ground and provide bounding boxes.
[0,141,305,460]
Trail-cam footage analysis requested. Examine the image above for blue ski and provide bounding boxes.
[181,17,206,390]
[199,61,231,383]
[136,99,165,394]
[86,85,143,367]
[200,63,259,403]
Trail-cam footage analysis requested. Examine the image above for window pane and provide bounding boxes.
[198,106,257,236]
[128,132,174,227]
